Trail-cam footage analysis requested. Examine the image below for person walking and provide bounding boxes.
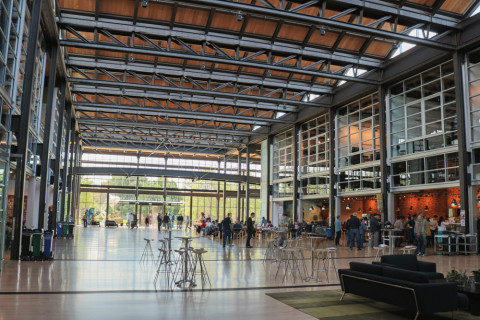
[222,213,233,247]
[335,215,342,246]
[185,215,191,230]
[406,215,416,245]
[177,215,183,229]
[163,213,170,230]
[359,218,366,249]
[345,215,352,248]
[82,210,88,228]
[394,216,404,247]
[246,212,255,248]
[157,213,162,231]
[145,215,150,231]
[369,214,380,248]
[414,211,428,256]
[349,212,361,250]
[278,213,289,248]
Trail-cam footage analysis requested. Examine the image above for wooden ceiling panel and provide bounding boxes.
[324,10,354,23]
[242,67,263,74]
[60,0,95,11]
[137,3,173,21]
[309,30,339,47]
[408,0,437,7]
[337,35,367,51]
[292,74,313,81]
[440,0,473,14]
[365,41,393,57]
[210,12,243,31]
[273,56,298,66]
[270,70,290,78]
[157,57,185,65]
[215,63,238,71]
[66,47,96,56]
[99,0,135,16]
[277,24,309,41]
[174,7,210,26]
[244,18,277,36]
[98,50,126,58]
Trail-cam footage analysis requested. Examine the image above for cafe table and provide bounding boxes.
[304,236,325,282]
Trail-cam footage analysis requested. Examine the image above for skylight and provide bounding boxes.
[391,29,438,59]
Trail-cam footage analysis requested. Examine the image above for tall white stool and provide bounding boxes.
[401,245,416,254]
[373,244,388,262]
[140,238,154,263]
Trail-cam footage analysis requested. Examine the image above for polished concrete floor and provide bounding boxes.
[0,226,478,319]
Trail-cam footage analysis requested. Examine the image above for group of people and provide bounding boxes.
[125,212,189,230]
[336,210,448,257]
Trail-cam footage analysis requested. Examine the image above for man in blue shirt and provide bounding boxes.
[335,216,342,246]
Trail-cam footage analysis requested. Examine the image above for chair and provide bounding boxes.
[400,245,416,254]
[313,248,329,282]
[154,248,173,290]
[325,247,338,281]
[140,238,154,263]
[192,249,211,288]
[373,244,388,262]
[233,227,243,240]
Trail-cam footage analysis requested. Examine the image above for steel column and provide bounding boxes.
[52,83,67,233]
[11,0,43,260]
[266,135,273,222]
[328,109,336,231]
[293,124,300,222]
[62,118,74,221]
[379,85,389,222]
[38,45,58,229]
[237,150,242,220]
[453,50,470,232]
[66,127,76,221]
[223,156,227,219]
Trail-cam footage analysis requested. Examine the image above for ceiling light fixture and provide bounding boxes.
[320,26,326,36]
[141,0,148,8]
[236,11,243,21]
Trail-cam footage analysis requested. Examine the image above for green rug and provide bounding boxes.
[266,290,476,319]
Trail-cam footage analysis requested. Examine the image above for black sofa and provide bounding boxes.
[338,262,464,320]
[373,254,444,280]
[105,220,118,227]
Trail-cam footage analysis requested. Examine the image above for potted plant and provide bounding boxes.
[447,268,469,287]
[472,269,480,283]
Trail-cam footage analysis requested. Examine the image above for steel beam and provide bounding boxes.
[171,0,456,50]
[77,118,255,136]
[59,15,383,69]
[71,86,300,112]
[67,57,331,95]
[38,45,58,229]
[289,0,460,28]
[11,0,43,260]
[61,40,380,85]
[75,166,260,184]
[82,140,229,155]
[74,103,293,125]
[379,85,389,221]
[81,132,245,149]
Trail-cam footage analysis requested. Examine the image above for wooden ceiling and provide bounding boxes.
[58,0,479,156]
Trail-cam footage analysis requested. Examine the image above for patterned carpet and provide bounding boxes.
[266,290,476,319]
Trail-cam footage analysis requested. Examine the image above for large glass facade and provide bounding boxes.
[300,114,330,198]
[389,61,459,189]
[336,93,381,194]
[467,49,480,181]
[272,129,294,199]
[389,61,456,158]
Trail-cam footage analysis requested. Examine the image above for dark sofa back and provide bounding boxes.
[380,254,418,271]
[350,262,383,276]
[382,266,429,283]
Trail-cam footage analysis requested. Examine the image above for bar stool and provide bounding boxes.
[140,238,154,263]
[400,245,416,254]
[313,248,329,282]
[263,238,278,263]
[279,248,302,283]
[154,248,173,290]
[192,248,211,288]
[373,244,388,261]
[325,247,338,281]
[156,239,168,263]
[172,249,196,289]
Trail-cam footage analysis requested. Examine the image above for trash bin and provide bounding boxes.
[68,222,74,239]
[21,229,33,258]
[32,229,44,258]
[62,222,69,237]
[326,227,332,239]
[56,222,63,238]
[44,231,53,258]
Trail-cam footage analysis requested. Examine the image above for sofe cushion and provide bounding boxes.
[381,254,418,271]
[350,262,383,276]
[383,266,429,283]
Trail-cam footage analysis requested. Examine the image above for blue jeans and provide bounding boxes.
[415,233,427,255]
[350,228,359,249]
[359,232,365,249]
[246,230,253,247]
[223,231,232,246]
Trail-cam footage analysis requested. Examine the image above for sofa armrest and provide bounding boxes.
[415,282,457,313]
[417,261,436,272]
